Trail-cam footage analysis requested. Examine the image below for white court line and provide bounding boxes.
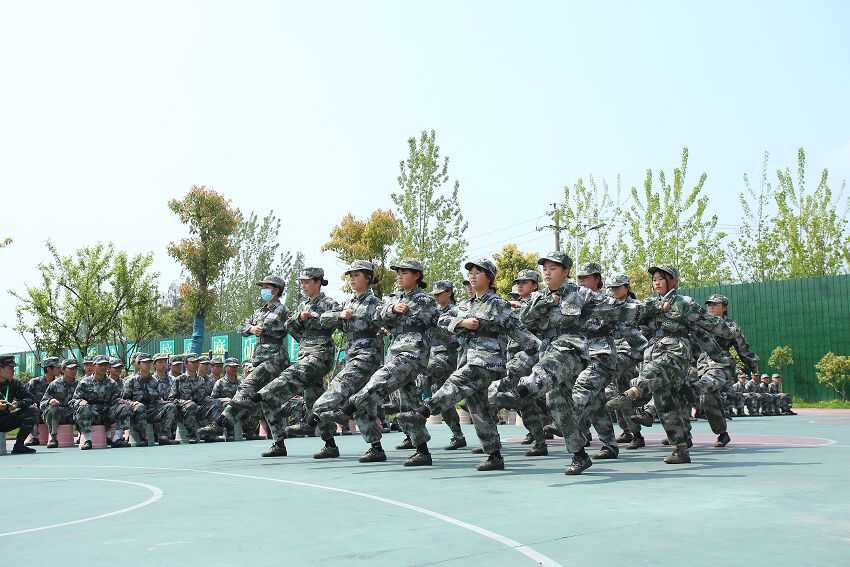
[13,465,563,567]
[0,477,162,538]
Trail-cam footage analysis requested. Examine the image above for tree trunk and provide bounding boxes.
[191,312,205,354]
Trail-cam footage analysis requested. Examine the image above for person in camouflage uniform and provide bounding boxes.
[688,328,734,447]
[257,267,337,457]
[210,357,260,440]
[73,355,132,450]
[760,374,777,414]
[169,353,223,442]
[168,355,184,385]
[40,359,81,448]
[604,275,648,449]
[513,252,637,475]
[109,357,125,383]
[770,374,795,415]
[307,260,385,459]
[212,276,291,438]
[399,259,541,471]
[730,373,748,417]
[745,372,763,415]
[23,356,61,446]
[123,353,177,446]
[607,266,733,464]
[488,269,550,456]
[344,259,438,464]
[196,356,216,397]
[0,355,39,454]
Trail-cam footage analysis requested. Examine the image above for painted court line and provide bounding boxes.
[15,465,563,567]
[0,477,163,538]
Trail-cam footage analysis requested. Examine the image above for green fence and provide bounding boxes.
[680,274,850,401]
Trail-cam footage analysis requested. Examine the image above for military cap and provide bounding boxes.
[464,258,497,279]
[197,355,210,364]
[152,353,170,362]
[83,357,94,365]
[771,373,781,379]
[576,262,603,277]
[256,275,286,290]
[390,259,425,272]
[705,294,729,306]
[93,355,110,365]
[430,280,454,295]
[135,353,153,363]
[607,274,631,288]
[224,357,239,367]
[0,355,17,368]
[648,265,680,280]
[761,374,770,380]
[344,260,375,275]
[512,269,541,284]
[211,357,224,366]
[298,267,328,286]
[129,352,140,363]
[537,251,573,269]
[509,284,521,299]
[41,356,61,369]
[60,358,78,369]
[170,355,185,365]
[184,352,200,363]
[108,357,123,368]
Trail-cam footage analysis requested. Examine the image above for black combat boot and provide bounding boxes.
[477,451,505,471]
[46,437,59,449]
[615,431,633,444]
[396,436,414,450]
[592,445,619,459]
[261,440,288,457]
[520,432,534,445]
[627,434,645,449]
[359,443,387,463]
[444,437,467,450]
[565,450,592,475]
[713,432,731,447]
[80,440,92,451]
[524,443,548,457]
[404,444,432,467]
[314,438,340,459]
[664,444,691,464]
[470,446,484,454]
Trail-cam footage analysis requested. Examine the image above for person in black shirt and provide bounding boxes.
[0,355,39,454]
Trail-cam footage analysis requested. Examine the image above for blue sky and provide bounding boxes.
[1,1,848,351]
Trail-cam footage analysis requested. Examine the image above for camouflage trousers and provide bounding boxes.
[574,352,618,452]
[689,365,730,435]
[129,401,178,439]
[518,340,588,454]
[609,354,642,435]
[349,352,425,445]
[75,402,131,434]
[417,350,464,441]
[223,353,290,425]
[258,351,332,443]
[632,340,691,446]
[174,399,223,435]
[489,350,547,448]
[42,406,75,437]
[411,363,502,454]
[313,350,382,444]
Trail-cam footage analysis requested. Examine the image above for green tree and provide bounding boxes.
[493,244,538,298]
[815,352,850,401]
[209,210,295,331]
[392,129,468,286]
[558,175,624,270]
[11,241,159,363]
[772,148,850,278]
[167,186,240,354]
[322,209,400,297]
[284,251,305,312]
[619,147,730,296]
[768,345,794,373]
[107,258,165,366]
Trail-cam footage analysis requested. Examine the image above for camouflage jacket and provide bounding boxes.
[376,287,439,361]
[639,291,732,340]
[692,326,735,375]
[768,382,783,394]
[731,381,747,395]
[40,378,79,412]
[430,303,460,355]
[718,318,760,375]
[26,376,55,406]
[202,375,217,398]
[123,374,170,406]
[320,289,383,355]
[168,372,209,403]
[609,295,648,361]
[211,376,239,399]
[442,290,540,372]
[155,372,174,392]
[520,282,637,354]
[745,379,761,393]
[1,378,33,409]
[287,292,339,353]
[73,376,123,407]
[241,299,290,365]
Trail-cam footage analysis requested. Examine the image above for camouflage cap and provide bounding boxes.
[576,262,603,277]
[184,353,200,363]
[390,259,425,273]
[93,355,110,365]
[197,355,210,364]
[256,275,286,290]
[170,355,185,365]
[771,373,781,379]
[607,274,631,288]
[41,356,61,369]
[705,294,729,306]
[344,260,375,275]
[464,258,497,279]
[152,353,170,362]
[430,280,454,295]
[298,267,328,286]
[761,374,771,380]
[108,357,123,368]
[83,357,94,365]
[60,358,78,369]
[0,355,18,368]
[537,251,573,270]
[210,357,224,366]
[647,265,680,280]
[136,353,153,363]
[224,357,239,367]
[512,269,541,284]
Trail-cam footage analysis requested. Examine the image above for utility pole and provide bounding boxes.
[537,203,568,251]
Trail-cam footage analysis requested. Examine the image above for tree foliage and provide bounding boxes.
[322,209,399,297]
[619,147,730,296]
[768,345,794,373]
[493,244,538,298]
[815,352,850,401]
[392,129,468,286]
[558,175,624,271]
[284,251,305,312]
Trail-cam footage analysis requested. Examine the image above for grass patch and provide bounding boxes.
[793,399,850,409]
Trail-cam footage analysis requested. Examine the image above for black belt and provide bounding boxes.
[258,338,284,346]
[654,329,688,338]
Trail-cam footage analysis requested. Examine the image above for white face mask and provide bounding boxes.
[260,288,274,301]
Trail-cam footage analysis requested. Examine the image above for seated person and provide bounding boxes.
[40,359,81,448]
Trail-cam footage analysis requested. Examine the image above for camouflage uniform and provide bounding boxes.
[25,357,61,441]
[689,328,734,436]
[211,359,261,438]
[730,377,748,416]
[123,354,177,440]
[349,261,438,449]
[769,376,793,414]
[0,357,38,452]
[40,365,79,440]
[312,266,384,449]
[258,270,338,444]
[168,361,223,436]
[221,279,290,426]
[73,360,132,434]
[745,375,762,415]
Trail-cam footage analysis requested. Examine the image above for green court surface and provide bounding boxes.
[3,409,849,567]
